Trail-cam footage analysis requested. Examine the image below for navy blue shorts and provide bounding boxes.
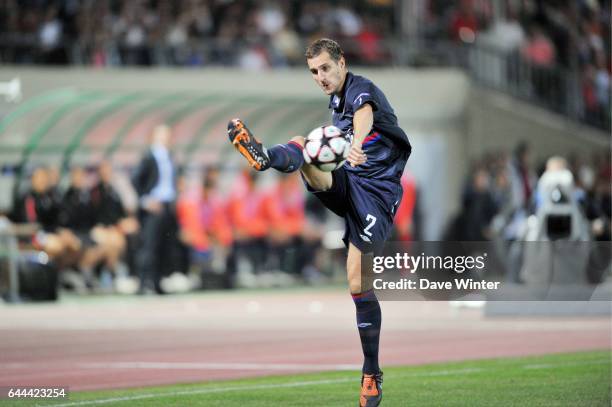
[305,167,403,254]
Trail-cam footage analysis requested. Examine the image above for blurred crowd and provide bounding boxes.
[449,141,611,242]
[1,0,609,128]
[3,124,418,295]
[0,0,394,68]
[423,0,611,128]
[447,141,611,283]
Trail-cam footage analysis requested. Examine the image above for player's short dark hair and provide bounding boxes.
[305,38,344,62]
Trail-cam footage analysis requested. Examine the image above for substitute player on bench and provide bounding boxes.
[228,38,411,407]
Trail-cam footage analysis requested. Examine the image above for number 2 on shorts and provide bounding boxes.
[363,214,377,237]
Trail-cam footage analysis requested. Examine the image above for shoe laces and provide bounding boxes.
[361,373,382,394]
[363,376,375,391]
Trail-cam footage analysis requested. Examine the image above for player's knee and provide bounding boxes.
[347,266,362,293]
[289,135,305,147]
[346,244,362,294]
[44,236,64,257]
[348,278,361,294]
[300,165,333,191]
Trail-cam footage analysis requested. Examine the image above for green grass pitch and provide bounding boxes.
[7,350,610,406]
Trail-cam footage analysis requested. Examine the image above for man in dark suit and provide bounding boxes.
[132,124,178,294]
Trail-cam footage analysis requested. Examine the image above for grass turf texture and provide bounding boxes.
[8,350,610,407]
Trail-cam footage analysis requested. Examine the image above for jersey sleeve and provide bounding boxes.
[348,80,379,112]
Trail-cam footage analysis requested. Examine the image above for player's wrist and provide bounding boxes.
[353,134,366,143]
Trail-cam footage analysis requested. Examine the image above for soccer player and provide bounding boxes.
[228,38,411,407]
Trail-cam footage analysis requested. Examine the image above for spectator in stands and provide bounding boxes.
[212,1,247,65]
[38,5,67,64]
[355,17,386,65]
[164,8,190,65]
[593,50,611,113]
[582,64,601,123]
[295,1,326,35]
[449,0,480,43]
[455,167,498,241]
[237,42,271,71]
[187,0,214,39]
[521,24,557,101]
[477,5,525,83]
[115,1,153,65]
[132,124,179,294]
[594,165,611,241]
[270,18,301,66]
[583,153,612,283]
[489,155,513,217]
[333,2,363,38]
[574,154,612,243]
[255,1,287,37]
[508,141,536,212]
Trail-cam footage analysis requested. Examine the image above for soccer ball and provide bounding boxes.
[303,125,350,172]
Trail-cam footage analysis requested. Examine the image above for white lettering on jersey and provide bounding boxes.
[353,92,371,106]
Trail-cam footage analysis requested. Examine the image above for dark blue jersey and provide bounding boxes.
[329,72,411,181]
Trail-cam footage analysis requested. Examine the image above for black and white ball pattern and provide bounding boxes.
[303,125,350,172]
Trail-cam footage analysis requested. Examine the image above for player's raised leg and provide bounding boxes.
[228,118,333,190]
[347,242,383,407]
[283,135,333,191]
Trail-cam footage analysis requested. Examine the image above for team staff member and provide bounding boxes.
[132,124,179,294]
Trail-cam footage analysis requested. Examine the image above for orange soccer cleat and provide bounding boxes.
[227,118,270,171]
[359,371,383,407]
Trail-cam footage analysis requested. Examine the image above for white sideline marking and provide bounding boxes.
[80,361,362,371]
[44,378,357,407]
[42,368,484,407]
[523,359,610,369]
[37,360,610,407]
